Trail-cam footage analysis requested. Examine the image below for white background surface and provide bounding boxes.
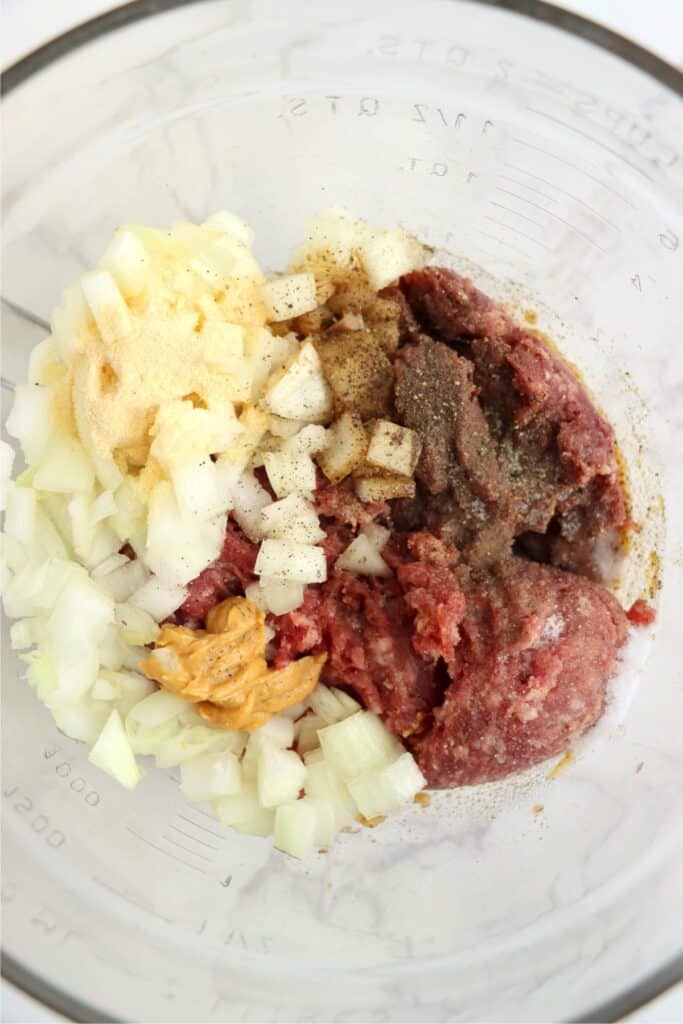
[1,1,681,1022]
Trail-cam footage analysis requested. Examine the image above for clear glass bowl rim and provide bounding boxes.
[1,1,681,1021]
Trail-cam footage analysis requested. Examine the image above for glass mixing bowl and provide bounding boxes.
[2,2,682,1020]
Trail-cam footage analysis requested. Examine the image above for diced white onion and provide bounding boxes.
[129,576,188,620]
[260,494,324,544]
[4,482,37,545]
[33,436,94,494]
[213,783,264,827]
[261,341,332,422]
[308,685,361,725]
[257,742,307,808]
[10,619,35,651]
[261,273,318,322]
[348,752,426,818]
[89,709,144,790]
[203,210,255,246]
[254,715,295,749]
[359,227,426,290]
[336,534,391,578]
[128,689,188,727]
[0,441,15,510]
[114,603,159,646]
[263,450,317,498]
[180,750,242,802]
[294,713,327,755]
[230,471,271,542]
[258,576,305,615]
[318,711,404,781]
[255,539,327,584]
[80,269,132,342]
[273,800,317,859]
[304,759,357,830]
[101,229,149,299]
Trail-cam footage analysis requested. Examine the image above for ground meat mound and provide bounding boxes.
[178,265,633,788]
[391,267,627,578]
[414,558,628,786]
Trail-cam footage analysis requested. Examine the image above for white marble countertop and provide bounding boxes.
[1,1,681,1021]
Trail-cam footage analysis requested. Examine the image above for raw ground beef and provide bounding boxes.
[391,268,627,578]
[178,266,635,788]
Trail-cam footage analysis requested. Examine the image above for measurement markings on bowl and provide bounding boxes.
[502,164,622,232]
[476,230,536,262]
[91,874,176,924]
[43,744,101,806]
[3,783,67,848]
[492,185,607,252]
[125,825,209,875]
[511,137,636,207]
[524,107,657,182]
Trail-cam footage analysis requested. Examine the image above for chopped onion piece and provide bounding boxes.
[259,576,305,615]
[267,415,304,439]
[262,341,332,422]
[97,558,148,603]
[260,494,324,544]
[91,553,129,578]
[80,269,132,342]
[273,800,316,859]
[348,752,426,818]
[257,742,307,808]
[156,725,246,768]
[254,715,295,749]
[366,419,421,478]
[263,450,317,498]
[283,425,328,457]
[308,685,361,725]
[0,441,15,510]
[318,711,404,781]
[54,701,109,745]
[279,699,308,722]
[306,796,337,847]
[27,336,60,386]
[180,750,242,802]
[127,577,185,614]
[231,471,271,541]
[10,619,35,651]
[261,273,318,322]
[294,713,327,755]
[213,784,264,826]
[46,577,114,699]
[5,385,54,464]
[33,436,95,494]
[4,483,37,545]
[316,412,368,484]
[232,807,276,837]
[362,522,390,551]
[203,210,255,246]
[114,603,159,646]
[355,475,415,503]
[89,709,144,790]
[359,227,426,290]
[128,689,188,727]
[304,759,357,830]
[101,229,149,298]
[336,534,391,578]
[255,539,327,584]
